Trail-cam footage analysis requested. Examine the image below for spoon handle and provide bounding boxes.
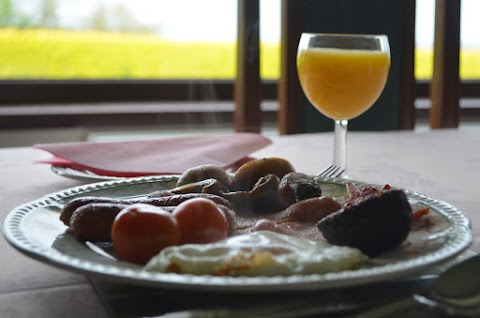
[354,296,430,318]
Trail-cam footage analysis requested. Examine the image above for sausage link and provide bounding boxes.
[69,203,129,242]
[274,196,341,223]
[61,193,233,226]
[60,196,129,226]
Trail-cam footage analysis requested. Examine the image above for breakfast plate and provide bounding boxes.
[2,176,472,292]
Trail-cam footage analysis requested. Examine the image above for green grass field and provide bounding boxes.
[1,28,479,80]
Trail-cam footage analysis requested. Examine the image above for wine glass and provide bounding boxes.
[297,33,390,178]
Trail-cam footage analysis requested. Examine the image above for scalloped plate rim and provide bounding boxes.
[2,175,473,292]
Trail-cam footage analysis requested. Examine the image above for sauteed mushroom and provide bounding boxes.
[278,172,322,207]
[176,164,231,188]
[223,174,284,214]
[230,157,295,191]
[148,178,228,197]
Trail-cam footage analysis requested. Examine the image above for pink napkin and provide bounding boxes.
[34,133,272,177]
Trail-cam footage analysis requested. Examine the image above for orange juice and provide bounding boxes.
[297,48,390,120]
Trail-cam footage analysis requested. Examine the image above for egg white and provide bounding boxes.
[144,231,368,276]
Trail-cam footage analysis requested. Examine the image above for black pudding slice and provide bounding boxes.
[317,189,413,257]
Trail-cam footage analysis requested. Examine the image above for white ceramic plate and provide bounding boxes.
[2,176,472,292]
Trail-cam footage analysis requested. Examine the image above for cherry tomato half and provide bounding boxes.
[172,198,228,244]
[111,203,181,265]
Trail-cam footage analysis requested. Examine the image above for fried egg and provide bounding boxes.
[144,231,368,276]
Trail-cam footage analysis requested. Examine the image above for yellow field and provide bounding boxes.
[416,47,480,80]
[1,28,479,80]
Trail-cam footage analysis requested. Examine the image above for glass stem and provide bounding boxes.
[333,119,348,176]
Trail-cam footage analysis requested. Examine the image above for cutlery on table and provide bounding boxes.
[151,275,435,317]
[355,254,480,317]
[150,254,479,318]
[318,164,345,178]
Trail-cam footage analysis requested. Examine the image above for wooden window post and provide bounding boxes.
[430,0,461,128]
[234,0,262,133]
[278,0,302,134]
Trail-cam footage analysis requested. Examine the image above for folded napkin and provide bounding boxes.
[34,133,272,177]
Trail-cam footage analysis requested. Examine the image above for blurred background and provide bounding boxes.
[2,0,479,80]
[0,0,479,146]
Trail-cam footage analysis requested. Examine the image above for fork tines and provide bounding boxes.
[317,165,345,178]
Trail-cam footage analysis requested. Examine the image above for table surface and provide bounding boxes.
[1,129,479,318]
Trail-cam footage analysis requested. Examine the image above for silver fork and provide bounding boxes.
[317,164,345,178]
